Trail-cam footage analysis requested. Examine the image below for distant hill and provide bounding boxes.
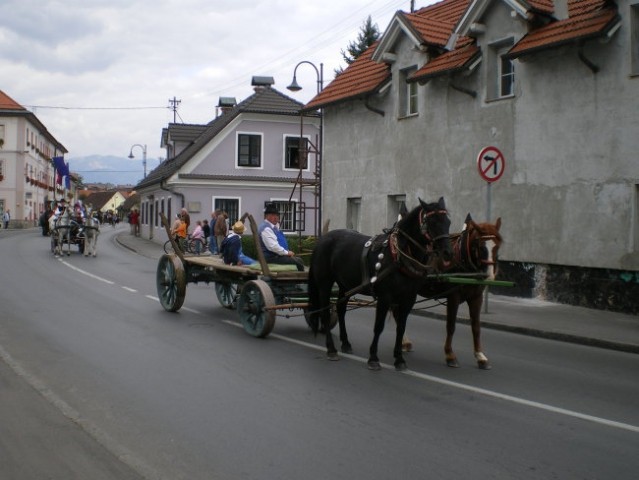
[68,155,147,186]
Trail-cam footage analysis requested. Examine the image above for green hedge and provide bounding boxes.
[242,235,318,266]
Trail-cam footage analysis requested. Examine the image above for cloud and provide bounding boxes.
[1,0,418,161]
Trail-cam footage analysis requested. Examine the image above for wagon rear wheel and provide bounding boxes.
[237,279,275,338]
[156,254,186,312]
[215,282,238,309]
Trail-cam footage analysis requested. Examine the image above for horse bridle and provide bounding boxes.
[419,208,450,244]
[458,226,499,273]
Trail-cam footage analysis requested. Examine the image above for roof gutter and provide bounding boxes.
[160,178,185,208]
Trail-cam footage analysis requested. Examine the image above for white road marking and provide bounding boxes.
[60,260,114,284]
[222,320,639,434]
[121,286,137,293]
[59,258,639,435]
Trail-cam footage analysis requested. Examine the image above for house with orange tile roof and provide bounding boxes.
[304,0,638,312]
[0,90,68,227]
[135,77,320,242]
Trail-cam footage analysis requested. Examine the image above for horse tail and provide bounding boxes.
[307,261,321,336]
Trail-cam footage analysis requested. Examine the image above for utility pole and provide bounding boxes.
[168,96,181,123]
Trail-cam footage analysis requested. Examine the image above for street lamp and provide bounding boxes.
[128,143,147,178]
[287,61,323,237]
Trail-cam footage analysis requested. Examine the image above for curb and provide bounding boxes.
[413,310,639,355]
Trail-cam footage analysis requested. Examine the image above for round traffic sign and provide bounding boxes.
[477,146,505,183]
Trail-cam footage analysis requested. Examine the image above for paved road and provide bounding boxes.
[1,226,638,479]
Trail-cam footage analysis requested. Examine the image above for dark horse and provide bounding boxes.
[417,213,503,369]
[308,197,453,371]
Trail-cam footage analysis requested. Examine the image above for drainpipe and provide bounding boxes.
[364,96,385,116]
[160,178,185,208]
[578,42,599,74]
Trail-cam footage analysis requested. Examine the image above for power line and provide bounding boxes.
[25,105,169,111]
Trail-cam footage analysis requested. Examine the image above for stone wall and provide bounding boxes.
[493,262,639,315]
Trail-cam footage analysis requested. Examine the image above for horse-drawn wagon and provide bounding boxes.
[49,206,100,257]
[156,202,514,370]
[156,212,320,338]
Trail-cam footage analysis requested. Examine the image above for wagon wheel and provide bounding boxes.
[156,254,186,312]
[215,282,238,309]
[237,279,276,338]
[303,307,338,333]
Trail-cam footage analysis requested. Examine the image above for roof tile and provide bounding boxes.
[507,7,619,58]
[410,43,480,82]
[304,42,391,111]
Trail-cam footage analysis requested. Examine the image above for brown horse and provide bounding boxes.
[416,214,503,369]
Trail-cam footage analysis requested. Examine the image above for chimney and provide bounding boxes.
[217,97,236,116]
[251,76,275,92]
[554,0,569,20]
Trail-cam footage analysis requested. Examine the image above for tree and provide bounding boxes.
[334,15,381,77]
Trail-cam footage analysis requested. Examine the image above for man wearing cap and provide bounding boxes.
[258,203,304,271]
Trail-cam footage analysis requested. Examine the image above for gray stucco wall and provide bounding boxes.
[320,2,639,275]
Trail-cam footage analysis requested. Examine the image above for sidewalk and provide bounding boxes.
[116,232,639,354]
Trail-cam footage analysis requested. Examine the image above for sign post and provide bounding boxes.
[476,146,506,313]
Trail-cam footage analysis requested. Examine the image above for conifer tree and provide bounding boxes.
[334,16,381,77]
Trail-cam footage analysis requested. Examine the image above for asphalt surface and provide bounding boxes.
[116,230,639,355]
[0,226,637,479]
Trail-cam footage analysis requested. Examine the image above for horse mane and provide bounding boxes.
[396,204,422,236]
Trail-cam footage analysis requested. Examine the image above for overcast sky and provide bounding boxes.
[1,0,436,172]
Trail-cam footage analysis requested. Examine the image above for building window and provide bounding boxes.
[237,133,262,168]
[214,198,240,224]
[488,39,515,100]
[268,200,297,232]
[634,185,639,252]
[387,194,407,227]
[347,197,361,231]
[499,55,515,97]
[284,136,309,170]
[399,67,418,118]
[0,159,4,176]
[0,124,5,146]
[631,3,639,75]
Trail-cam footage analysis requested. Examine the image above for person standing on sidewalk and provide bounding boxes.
[2,209,10,229]
[191,220,204,255]
[208,210,219,255]
[214,210,228,255]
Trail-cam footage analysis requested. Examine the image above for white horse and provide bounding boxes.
[49,207,74,257]
[83,212,100,257]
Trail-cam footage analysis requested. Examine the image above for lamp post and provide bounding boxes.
[287,61,323,237]
[128,143,147,178]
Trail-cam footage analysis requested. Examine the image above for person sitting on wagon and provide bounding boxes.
[220,221,255,266]
[258,203,304,271]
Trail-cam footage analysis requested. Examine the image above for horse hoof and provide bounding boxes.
[395,361,407,371]
[402,342,413,353]
[367,361,382,371]
[478,361,492,370]
[446,358,460,368]
[327,352,340,361]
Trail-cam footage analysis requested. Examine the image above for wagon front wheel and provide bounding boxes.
[215,282,238,309]
[156,254,186,312]
[237,280,275,338]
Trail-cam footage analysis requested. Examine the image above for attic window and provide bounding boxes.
[487,38,515,101]
[631,3,639,76]
[237,133,262,168]
[399,66,418,118]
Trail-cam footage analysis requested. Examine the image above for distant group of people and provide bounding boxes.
[167,203,303,271]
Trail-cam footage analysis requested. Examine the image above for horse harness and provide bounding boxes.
[346,208,445,298]
[453,226,499,273]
